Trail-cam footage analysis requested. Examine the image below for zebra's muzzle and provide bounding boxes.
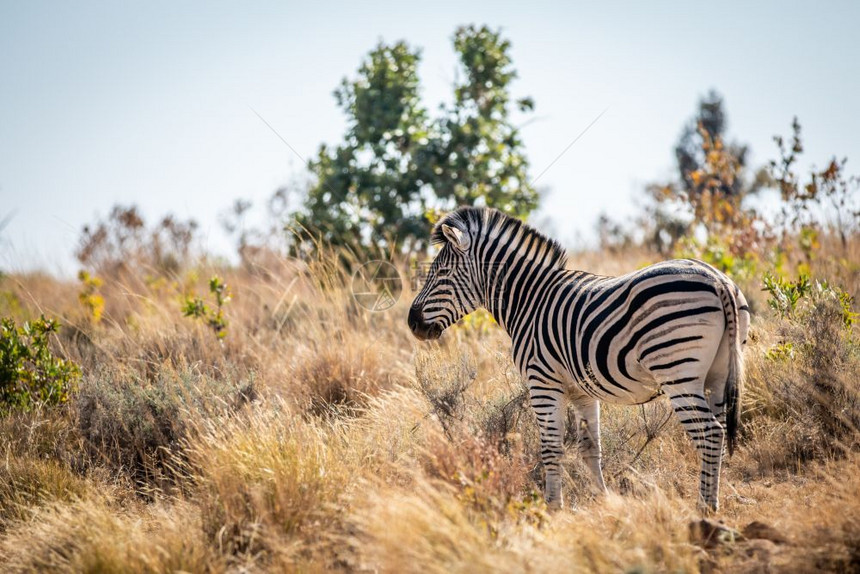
[408,306,443,341]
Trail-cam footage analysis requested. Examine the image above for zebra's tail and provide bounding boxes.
[720,278,744,457]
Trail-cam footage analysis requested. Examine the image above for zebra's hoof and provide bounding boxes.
[697,499,719,515]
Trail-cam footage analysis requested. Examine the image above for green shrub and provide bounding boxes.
[765,341,795,361]
[182,276,231,339]
[0,317,80,412]
[763,271,857,328]
[763,272,811,319]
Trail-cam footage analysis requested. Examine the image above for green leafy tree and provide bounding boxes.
[417,26,538,215]
[293,25,539,255]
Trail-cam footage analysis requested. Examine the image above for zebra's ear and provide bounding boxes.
[441,224,470,251]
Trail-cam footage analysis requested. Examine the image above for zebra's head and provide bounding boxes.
[408,212,482,341]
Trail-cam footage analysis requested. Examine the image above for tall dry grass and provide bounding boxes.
[0,236,858,572]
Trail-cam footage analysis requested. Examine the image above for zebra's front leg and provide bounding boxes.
[570,394,607,493]
[528,379,566,509]
[664,384,725,512]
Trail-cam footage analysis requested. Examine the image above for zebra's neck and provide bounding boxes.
[480,253,571,340]
[462,210,570,342]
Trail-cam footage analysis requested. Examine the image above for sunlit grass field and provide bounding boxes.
[0,237,859,573]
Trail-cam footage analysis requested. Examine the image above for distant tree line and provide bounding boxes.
[72,27,859,279]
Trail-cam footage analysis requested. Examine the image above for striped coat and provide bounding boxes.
[408,207,749,511]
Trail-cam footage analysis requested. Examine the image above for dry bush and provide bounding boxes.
[0,454,90,528]
[413,342,531,444]
[0,407,83,469]
[419,423,541,525]
[0,500,219,573]
[414,346,478,433]
[0,409,100,528]
[349,477,525,573]
[413,345,542,496]
[291,326,409,417]
[187,399,357,568]
[76,205,199,277]
[350,475,700,573]
[740,297,860,477]
[73,366,254,490]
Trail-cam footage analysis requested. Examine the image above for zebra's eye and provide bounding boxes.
[436,267,450,278]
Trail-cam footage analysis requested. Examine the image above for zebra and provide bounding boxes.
[407,206,750,512]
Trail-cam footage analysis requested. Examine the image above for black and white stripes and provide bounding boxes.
[408,207,750,512]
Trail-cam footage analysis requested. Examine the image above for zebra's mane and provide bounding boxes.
[431,206,568,270]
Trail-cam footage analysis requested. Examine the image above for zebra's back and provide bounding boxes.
[535,259,745,405]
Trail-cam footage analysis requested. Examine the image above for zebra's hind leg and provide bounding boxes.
[705,360,729,459]
[703,324,733,457]
[662,378,725,512]
[570,394,607,493]
[527,376,566,509]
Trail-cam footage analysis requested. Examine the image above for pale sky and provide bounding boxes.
[1,1,858,275]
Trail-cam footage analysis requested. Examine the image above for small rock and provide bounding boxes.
[742,521,790,545]
[689,518,744,549]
